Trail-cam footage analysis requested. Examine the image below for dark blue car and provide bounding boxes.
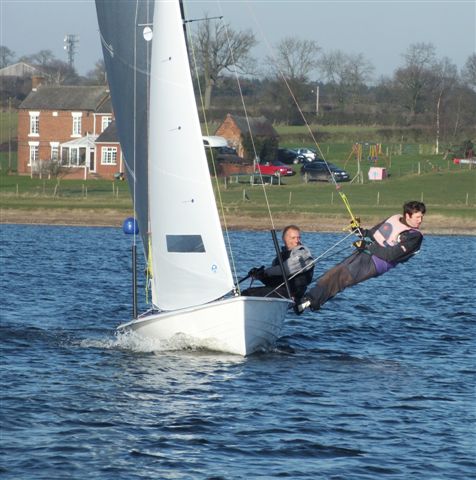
[301,160,350,183]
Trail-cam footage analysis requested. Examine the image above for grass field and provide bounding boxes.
[1,107,474,225]
[1,158,474,222]
[216,169,475,219]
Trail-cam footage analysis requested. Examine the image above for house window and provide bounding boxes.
[50,142,59,162]
[101,116,112,132]
[29,112,40,136]
[72,112,82,136]
[28,142,39,166]
[102,147,117,165]
[71,148,79,165]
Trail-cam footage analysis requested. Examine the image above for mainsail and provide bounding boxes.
[96,0,154,257]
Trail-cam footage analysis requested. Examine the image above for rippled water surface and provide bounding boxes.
[1,224,475,479]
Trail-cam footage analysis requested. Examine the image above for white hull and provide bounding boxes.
[117,296,292,356]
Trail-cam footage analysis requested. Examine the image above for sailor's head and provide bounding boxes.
[403,201,426,229]
[282,225,302,250]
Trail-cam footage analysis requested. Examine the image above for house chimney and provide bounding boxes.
[31,76,45,91]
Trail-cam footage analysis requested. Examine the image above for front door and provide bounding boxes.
[89,151,95,172]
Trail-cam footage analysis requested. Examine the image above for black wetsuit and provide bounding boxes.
[242,244,314,300]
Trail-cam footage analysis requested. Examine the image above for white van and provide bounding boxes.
[202,136,228,148]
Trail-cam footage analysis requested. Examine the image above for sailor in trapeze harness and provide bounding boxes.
[295,200,426,314]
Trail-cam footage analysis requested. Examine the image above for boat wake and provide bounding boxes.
[78,331,193,353]
[79,329,285,357]
[114,330,245,355]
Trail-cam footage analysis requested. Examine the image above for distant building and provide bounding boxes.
[0,62,51,106]
[0,62,46,78]
[215,114,279,161]
[95,121,124,176]
[17,83,121,179]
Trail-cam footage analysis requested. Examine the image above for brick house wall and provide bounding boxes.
[215,114,279,161]
[215,114,244,156]
[95,121,124,178]
[17,85,118,179]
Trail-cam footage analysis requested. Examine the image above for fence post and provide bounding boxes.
[377,191,380,205]
[288,192,292,205]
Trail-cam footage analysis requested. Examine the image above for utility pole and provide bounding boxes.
[315,85,319,115]
[63,34,79,69]
[8,97,12,171]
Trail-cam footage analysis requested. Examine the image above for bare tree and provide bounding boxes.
[261,37,320,123]
[394,42,437,117]
[431,58,457,153]
[19,49,56,67]
[0,45,15,68]
[86,59,107,85]
[190,16,256,110]
[266,37,320,82]
[461,53,476,90]
[319,50,374,104]
[42,59,78,85]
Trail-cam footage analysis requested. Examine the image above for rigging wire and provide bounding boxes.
[213,1,286,291]
[242,3,361,232]
[185,12,241,293]
[186,1,363,300]
[215,2,277,232]
[133,1,138,251]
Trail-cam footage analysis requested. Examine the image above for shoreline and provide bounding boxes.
[1,208,475,235]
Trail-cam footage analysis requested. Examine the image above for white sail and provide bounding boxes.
[148,0,234,311]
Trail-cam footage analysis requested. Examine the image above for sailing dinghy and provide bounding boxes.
[96,0,292,355]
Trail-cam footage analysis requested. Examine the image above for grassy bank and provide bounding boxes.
[1,122,474,231]
[1,168,474,224]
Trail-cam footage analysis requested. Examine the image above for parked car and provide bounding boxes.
[295,147,318,162]
[277,148,306,164]
[257,160,295,176]
[301,160,350,183]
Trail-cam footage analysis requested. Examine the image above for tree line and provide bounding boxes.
[1,15,475,143]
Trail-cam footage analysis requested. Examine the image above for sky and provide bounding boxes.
[1,0,475,80]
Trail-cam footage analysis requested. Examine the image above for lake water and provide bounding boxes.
[1,224,475,479]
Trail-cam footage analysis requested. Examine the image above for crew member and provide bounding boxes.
[242,225,314,301]
[296,201,426,313]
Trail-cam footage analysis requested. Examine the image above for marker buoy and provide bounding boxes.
[123,217,139,235]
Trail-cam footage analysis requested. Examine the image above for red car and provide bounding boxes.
[256,160,295,176]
